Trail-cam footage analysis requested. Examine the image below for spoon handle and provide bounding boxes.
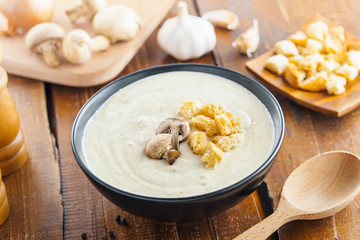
[233,201,293,240]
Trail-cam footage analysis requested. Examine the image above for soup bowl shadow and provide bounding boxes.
[71,63,285,222]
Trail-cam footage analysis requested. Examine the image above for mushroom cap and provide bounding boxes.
[156,118,191,142]
[145,134,172,159]
[84,0,107,13]
[25,22,65,51]
[62,29,92,64]
[92,4,141,43]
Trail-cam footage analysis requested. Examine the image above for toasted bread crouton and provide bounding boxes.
[275,40,299,57]
[318,59,340,73]
[264,54,289,76]
[288,55,305,67]
[306,21,329,42]
[329,26,345,43]
[290,31,307,46]
[347,50,360,70]
[188,131,209,155]
[214,113,233,136]
[179,100,202,120]
[306,39,324,54]
[336,63,359,82]
[300,54,324,76]
[326,73,347,95]
[300,71,328,91]
[347,40,360,51]
[284,63,306,88]
[323,32,343,54]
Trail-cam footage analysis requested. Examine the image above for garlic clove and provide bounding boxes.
[232,19,260,57]
[202,9,239,30]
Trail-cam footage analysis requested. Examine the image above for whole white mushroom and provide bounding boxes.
[62,29,110,65]
[92,4,141,43]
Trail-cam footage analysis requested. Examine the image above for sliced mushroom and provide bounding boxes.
[145,134,181,165]
[25,22,65,67]
[66,0,107,23]
[156,118,191,150]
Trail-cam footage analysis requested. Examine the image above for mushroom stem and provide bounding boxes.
[90,35,110,52]
[40,44,60,67]
[66,4,88,22]
[171,130,180,150]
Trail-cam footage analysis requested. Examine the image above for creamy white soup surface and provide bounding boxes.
[82,71,275,198]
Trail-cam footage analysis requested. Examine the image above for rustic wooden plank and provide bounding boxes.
[0,75,62,239]
[309,111,360,240]
[209,0,360,239]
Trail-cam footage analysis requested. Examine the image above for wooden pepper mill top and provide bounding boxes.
[0,44,28,176]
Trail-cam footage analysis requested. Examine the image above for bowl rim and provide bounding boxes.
[71,63,285,203]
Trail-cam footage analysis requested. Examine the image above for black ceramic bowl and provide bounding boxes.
[71,63,284,222]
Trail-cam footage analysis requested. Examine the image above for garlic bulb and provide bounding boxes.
[157,1,216,61]
[92,4,141,43]
[232,19,260,57]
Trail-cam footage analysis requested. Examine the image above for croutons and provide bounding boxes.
[184,102,246,169]
[201,152,218,169]
[300,71,328,91]
[326,73,346,95]
[213,133,242,152]
[318,59,340,73]
[188,131,209,155]
[190,115,220,136]
[284,63,306,88]
[347,50,360,70]
[290,31,307,46]
[179,101,201,120]
[264,54,289,76]
[305,39,324,54]
[214,113,233,136]
[200,104,225,119]
[306,21,329,42]
[335,63,358,82]
[264,20,360,95]
[275,40,299,57]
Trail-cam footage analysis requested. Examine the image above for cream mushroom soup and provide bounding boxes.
[82,71,275,198]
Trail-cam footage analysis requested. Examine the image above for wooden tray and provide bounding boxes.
[0,0,174,87]
[246,17,360,117]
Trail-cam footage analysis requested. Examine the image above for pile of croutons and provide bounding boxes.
[179,101,244,169]
[264,20,360,95]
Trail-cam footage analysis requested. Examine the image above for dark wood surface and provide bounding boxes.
[1,0,360,239]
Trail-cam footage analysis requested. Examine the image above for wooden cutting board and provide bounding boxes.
[0,0,174,87]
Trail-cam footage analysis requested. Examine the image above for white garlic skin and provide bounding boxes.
[92,4,141,43]
[157,1,216,61]
[232,19,260,57]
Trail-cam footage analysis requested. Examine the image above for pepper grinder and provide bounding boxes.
[0,46,28,176]
[0,169,9,225]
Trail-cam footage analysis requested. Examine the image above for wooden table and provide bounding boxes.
[1,0,360,239]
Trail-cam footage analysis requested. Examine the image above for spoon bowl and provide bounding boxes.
[234,151,360,240]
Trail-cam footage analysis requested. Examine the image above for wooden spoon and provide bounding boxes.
[234,151,360,240]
